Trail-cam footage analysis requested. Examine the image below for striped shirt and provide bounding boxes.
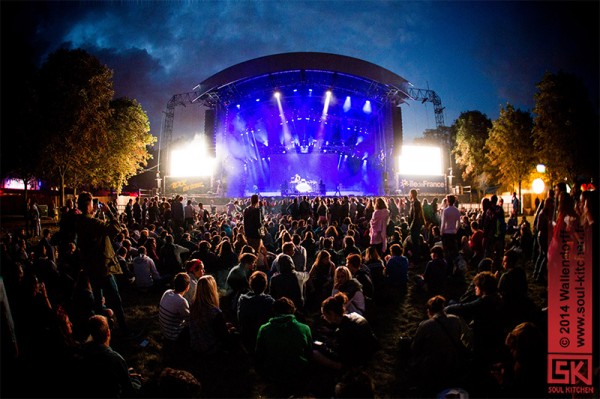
[159,290,189,341]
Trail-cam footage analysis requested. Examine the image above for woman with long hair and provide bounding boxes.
[369,197,390,256]
[553,191,578,240]
[305,250,335,312]
[363,246,385,291]
[332,266,365,316]
[189,275,233,354]
[215,240,237,289]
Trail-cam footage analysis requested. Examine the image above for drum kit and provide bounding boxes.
[290,175,318,193]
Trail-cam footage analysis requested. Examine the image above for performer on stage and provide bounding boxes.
[334,183,342,196]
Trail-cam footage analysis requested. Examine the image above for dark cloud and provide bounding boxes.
[2,1,597,141]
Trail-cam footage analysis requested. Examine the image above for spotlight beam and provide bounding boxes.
[275,93,291,144]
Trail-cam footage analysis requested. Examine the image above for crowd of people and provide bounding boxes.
[0,186,597,397]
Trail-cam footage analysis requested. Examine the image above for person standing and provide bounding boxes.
[511,192,520,216]
[369,197,390,257]
[124,198,134,226]
[243,194,263,253]
[133,197,142,225]
[440,195,461,275]
[29,200,41,237]
[299,196,312,221]
[533,196,553,285]
[172,196,185,230]
[141,198,148,226]
[408,189,425,262]
[183,200,196,231]
[68,192,128,332]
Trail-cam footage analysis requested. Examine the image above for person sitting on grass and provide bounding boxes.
[384,244,409,289]
[312,292,379,371]
[189,275,236,355]
[80,315,142,398]
[418,246,448,297]
[159,272,190,345]
[237,271,275,353]
[332,266,366,317]
[362,247,385,295]
[445,271,505,370]
[411,295,473,395]
[345,254,374,300]
[305,250,336,312]
[226,253,257,310]
[269,254,308,311]
[156,367,202,398]
[132,246,161,292]
[255,297,313,397]
[183,259,204,305]
[497,249,540,331]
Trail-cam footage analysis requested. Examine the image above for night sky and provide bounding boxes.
[2,1,598,144]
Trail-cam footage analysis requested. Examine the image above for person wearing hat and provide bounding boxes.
[183,259,204,304]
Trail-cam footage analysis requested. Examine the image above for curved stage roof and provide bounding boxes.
[162,53,430,197]
[194,52,411,106]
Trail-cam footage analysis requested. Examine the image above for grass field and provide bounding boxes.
[3,215,547,398]
[112,256,547,398]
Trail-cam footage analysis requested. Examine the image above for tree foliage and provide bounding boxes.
[485,104,535,195]
[532,71,599,183]
[103,98,155,193]
[33,48,155,203]
[414,127,451,147]
[37,49,114,204]
[451,111,492,189]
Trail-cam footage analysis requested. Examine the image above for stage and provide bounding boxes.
[244,189,366,198]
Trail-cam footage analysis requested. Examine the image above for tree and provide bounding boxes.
[414,127,450,147]
[451,111,492,191]
[102,97,156,193]
[37,49,114,206]
[532,71,599,184]
[485,104,535,206]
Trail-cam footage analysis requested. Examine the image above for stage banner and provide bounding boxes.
[397,175,446,194]
[165,176,212,195]
[547,221,594,396]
